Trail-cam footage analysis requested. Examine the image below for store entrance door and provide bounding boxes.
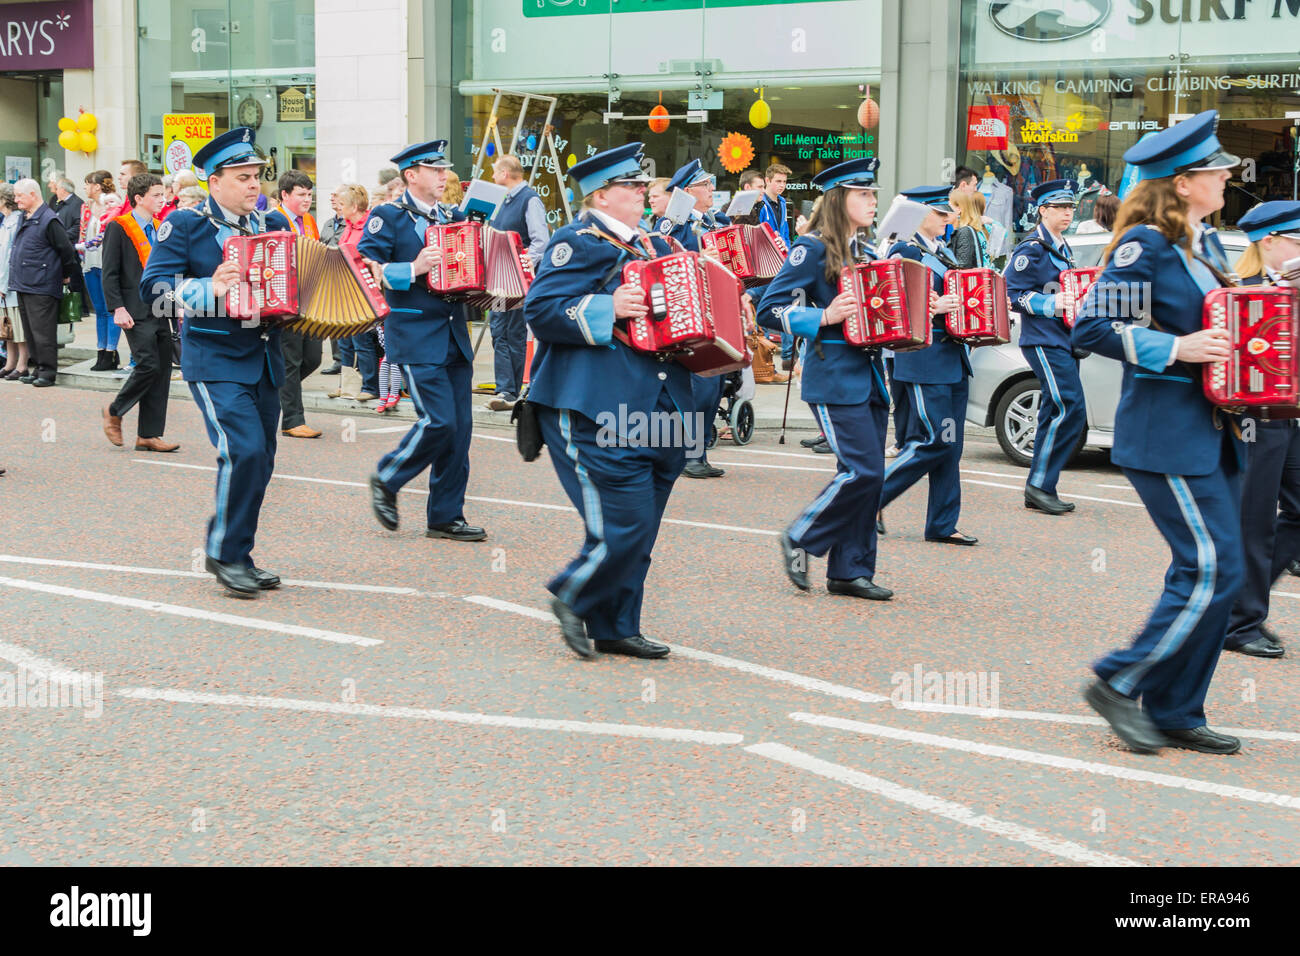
[0,71,62,185]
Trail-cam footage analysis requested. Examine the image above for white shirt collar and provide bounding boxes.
[589,209,638,242]
[213,199,246,225]
[404,190,433,216]
[131,206,153,227]
[506,182,526,199]
[918,232,940,253]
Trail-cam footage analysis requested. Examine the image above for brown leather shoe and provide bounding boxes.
[281,424,322,439]
[102,406,123,446]
[134,437,179,453]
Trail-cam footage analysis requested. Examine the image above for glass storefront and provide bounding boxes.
[452,0,883,226]
[137,0,317,200]
[958,1,1300,235]
[0,71,61,184]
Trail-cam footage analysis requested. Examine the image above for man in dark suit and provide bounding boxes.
[101,173,178,453]
[53,178,84,246]
[8,178,81,386]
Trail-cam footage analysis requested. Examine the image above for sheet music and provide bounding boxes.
[725,190,761,218]
[460,179,509,221]
[665,187,696,225]
[874,197,931,249]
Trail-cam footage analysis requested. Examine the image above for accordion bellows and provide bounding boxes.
[943,267,1010,346]
[700,223,788,287]
[223,232,390,338]
[839,258,932,351]
[1204,286,1300,415]
[424,222,534,310]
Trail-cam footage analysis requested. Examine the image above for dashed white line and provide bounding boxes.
[745,741,1139,866]
[0,639,86,683]
[0,575,381,647]
[789,713,1300,808]
[961,479,1143,508]
[358,425,413,434]
[118,686,743,744]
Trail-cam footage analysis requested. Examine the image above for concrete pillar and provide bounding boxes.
[60,0,139,187]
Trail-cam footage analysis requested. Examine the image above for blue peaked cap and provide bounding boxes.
[568,143,652,196]
[1122,110,1238,181]
[1031,179,1076,206]
[812,157,879,191]
[193,127,265,177]
[1238,201,1300,243]
[667,158,714,191]
[390,140,453,171]
[900,185,954,212]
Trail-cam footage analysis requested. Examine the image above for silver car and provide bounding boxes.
[966,229,1249,467]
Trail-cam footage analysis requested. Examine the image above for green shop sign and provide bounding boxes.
[526,0,855,16]
[773,131,874,162]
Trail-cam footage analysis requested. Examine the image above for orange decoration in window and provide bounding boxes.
[717,131,755,174]
[648,104,670,134]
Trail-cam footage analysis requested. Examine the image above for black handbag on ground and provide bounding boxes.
[511,386,544,462]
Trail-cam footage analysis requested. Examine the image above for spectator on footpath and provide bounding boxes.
[317,188,347,375]
[329,184,380,401]
[80,170,123,370]
[45,170,63,209]
[176,185,205,211]
[441,171,464,213]
[160,169,199,219]
[0,183,30,380]
[760,163,802,368]
[486,155,549,411]
[949,190,995,270]
[643,176,671,230]
[1076,193,1120,235]
[117,160,146,199]
[384,178,404,205]
[8,178,81,387]
[53,177,83,246]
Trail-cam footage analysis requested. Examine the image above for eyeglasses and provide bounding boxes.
[608,179,648,190]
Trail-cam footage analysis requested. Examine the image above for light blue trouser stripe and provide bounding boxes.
[789,404,854,542]
[556,409,609,607]
[1030,345,1064,490]
[884,383,932,481]
[1112,475,1216,695]
[378,365,433,486]
[194,383,232,560]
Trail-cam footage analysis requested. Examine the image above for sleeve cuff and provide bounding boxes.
[382,262,415,291]
[1120,325,1179,372]
[784,306,823,340]
[570,294,615,346]
[178,277,216,316]
[1018,291,1056,316]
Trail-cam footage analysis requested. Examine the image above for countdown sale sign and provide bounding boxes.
[162,113,215,175]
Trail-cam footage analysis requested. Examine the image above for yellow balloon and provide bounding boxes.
[566,153,577,168]
[58,117,75,132]
[749,99,772,130]
[76,112,98,133]
[58,130,79,151]
[77,131,97,153]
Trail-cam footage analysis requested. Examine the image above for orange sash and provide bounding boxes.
[114,212,160,267]
[273,205,319,240]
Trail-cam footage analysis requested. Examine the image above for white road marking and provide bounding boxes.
[0,554,421,595]
[789,713,1300,808]
[358,425,412,434]
[710,459,835,474]
[0,575,381,647]
[463,595,889,703]
[118,686,743,744]
[1097,483,1136,491]
[745,741,1139,866]
[472,434,516,444]
[961,479,1143,508]
[0,639,86,683]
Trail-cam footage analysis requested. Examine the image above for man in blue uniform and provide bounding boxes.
[525,143,692,660]
[1004,179,1086,515]
[360,140,485,543]
[656,158,730,479]
[140,127,283,597]
[877,185,974,546]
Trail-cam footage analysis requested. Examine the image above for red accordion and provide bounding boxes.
[699,223,788,287]
[943,268,1010,346]
[839,258,932,351]
[424,222,534,310]
[222,231,390,338]
[1059,267,1101,329]
[1203,286,1300,414]
[621,251,752,377]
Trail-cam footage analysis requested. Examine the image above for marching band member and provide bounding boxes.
[525,143,689,660]
[760,157,893,601]
[1004,179,1086,516]
[656,159,730,479]
[1223,201,1300,660]
[140,127,283,597]
[1072,110,1245,754]
[360,140,487,544]
[876,186,974,546]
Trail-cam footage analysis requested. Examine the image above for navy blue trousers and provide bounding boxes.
[489,308,527,400]
[537,393,685,642]
[190,374,280,565]
[376,359,473,527]
[1226,421,1300,648]
[880,378,968,539]
[788,400,888,580]
[1022,345,1087,495]
[885,356,911,449]
[687,372,724,462]
[1095,458,1244,729]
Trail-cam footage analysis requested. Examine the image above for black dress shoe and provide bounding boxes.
[1024,484,1075,515]
[827,577,893,600]
[32,377,55,388]
[1288,560,1300,578]
[1083,679,1165,753]
[876,512,886,535]
[926,531,978,546]
[683,460,725,478]
[248,567,281,590]
[1259,624,1284,647]
[204,556,260,598]
[369,473,398,530]
[320,362,342,375]
[594,635,671,659]
[812,438,833,454]
[18,373,37,384]
[426,519,487,542]
[800,435,825,448]
[1161,726,1242,755]
[1227,637,1284,659]
[779,530,810,591]
[552,598,594,659]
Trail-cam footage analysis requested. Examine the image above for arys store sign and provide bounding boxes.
[0,0,94,70]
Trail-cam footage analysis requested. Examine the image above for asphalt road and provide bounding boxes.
[1,383,1297,866]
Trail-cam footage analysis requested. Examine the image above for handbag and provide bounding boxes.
[339,362,364,400]
[60,287,83,323]
[510,385,544,462]
[0,312,12,341]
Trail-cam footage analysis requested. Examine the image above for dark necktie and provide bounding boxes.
[145,223,156,244]
[238,215,250,233]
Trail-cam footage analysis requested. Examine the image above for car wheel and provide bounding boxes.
[994,378,1040,468]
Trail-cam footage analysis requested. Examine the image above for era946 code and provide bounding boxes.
[1201,893,1249,904]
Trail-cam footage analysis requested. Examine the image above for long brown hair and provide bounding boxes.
[1101,177,1192,265]
[806,188,853,283]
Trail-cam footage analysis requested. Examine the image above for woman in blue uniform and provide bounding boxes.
[1072,110,1245,755]
[758,157,893,601]
[1223,201,1300,660]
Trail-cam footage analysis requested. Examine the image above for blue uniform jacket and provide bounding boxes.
[355,191,471,367]
[140,196,284,386]
[756,233,888,408]
[1005,223,1075,349]
[655,209,731,252]
[262,207,297,234]
[523,214,694,426]
[886,237,972,385]
[1071,224,1243,476]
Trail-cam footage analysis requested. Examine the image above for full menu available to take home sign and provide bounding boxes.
[0,0,94,70]
[772,132,875,162]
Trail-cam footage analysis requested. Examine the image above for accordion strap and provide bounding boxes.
[196,210,254,236]
[395,201,446,225]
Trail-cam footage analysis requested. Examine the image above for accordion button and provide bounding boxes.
[658,371,667,381]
